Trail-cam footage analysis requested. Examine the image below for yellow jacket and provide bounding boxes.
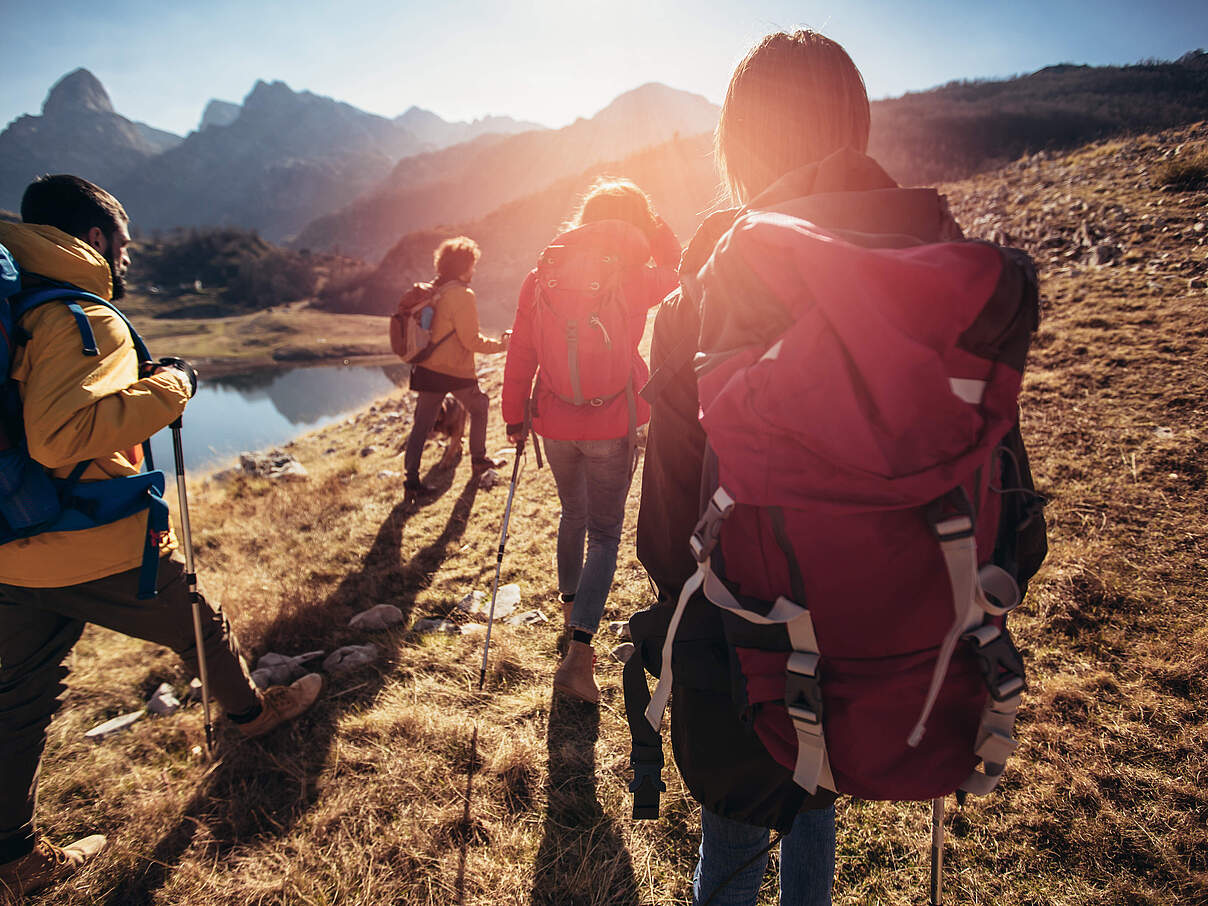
[0,222,190,587]
[420,282,504,378]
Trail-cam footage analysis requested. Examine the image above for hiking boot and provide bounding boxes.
[239,673,323,738]
[553,641,600,704]
[0,834,106,899]
[471,455,506,474]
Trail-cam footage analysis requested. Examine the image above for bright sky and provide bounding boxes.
[4,0,1205,135]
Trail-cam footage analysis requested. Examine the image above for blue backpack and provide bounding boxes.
[0,242,168,598]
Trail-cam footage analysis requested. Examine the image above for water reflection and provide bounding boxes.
[149,361,409,475]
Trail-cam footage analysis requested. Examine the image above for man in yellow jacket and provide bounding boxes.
[0,176,321,900]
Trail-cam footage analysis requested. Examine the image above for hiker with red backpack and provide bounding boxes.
[402,236,509,498]
[627,31,1048,906]
[501,178,680,703]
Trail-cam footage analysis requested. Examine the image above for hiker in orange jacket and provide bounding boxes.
[0,176,321,901]
[403,236,509,495]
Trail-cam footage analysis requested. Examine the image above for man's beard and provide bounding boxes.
[107,251,125,300]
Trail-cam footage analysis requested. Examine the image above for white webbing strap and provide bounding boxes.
[908,518,1021,748]
[701,578,836,794]
[645,561,706,731]
[959,691,1022,795]
[785,611,835,794]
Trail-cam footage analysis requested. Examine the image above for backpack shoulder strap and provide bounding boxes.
[11,288,152,363]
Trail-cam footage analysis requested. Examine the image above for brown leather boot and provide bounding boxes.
[239,673,323,738]
[553,640,600,704]
[0,834,106,900]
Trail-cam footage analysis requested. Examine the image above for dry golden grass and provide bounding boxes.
[23,124,1208,905]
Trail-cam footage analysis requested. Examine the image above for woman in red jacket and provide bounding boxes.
[501,178,680,702]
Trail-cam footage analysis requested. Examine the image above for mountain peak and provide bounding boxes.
[43,68,114,117]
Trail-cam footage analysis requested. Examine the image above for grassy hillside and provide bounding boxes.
[23,123,1208,905]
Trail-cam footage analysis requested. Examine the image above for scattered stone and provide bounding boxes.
[360,445,379,458]
[412,618,462,635]
[608,620,632,640]
[456,585,520,619]
[377,469,401,479]
[505,609,548,627]
[184,677,203,703]
[611,643,635,664]
[1194,222,1205,232]
[239,450,308,480]
[478,469,502,490]
[323,644,380,673]
[456,590,487,613]
[252,650,326,688]
[1155,427,1175,438]
[349,604,405,631]
[1088,244,1119,266]
[146,682,181,716]
[460,623,488,637]
[85,710,144,742]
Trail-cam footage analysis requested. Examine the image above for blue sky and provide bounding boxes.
[3,0,1205,135]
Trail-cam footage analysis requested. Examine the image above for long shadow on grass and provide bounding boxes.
[102,468,480,905]
[530,693,641,906]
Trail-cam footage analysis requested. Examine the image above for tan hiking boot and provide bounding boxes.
[0,834,106,900]
[239,673,323,738]
[553,640,600,704]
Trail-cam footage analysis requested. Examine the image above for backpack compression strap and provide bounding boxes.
[644,486,838,797]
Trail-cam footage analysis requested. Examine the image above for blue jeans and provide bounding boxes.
[693,806,836,906]
[541,436,632,635]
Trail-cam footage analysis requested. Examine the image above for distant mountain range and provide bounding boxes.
[293,82,722,260]
[3,51,1205,274]
[0,69,545,237]
[0,69,182,212]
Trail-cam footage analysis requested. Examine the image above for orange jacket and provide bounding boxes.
[0,222,189,587]
[418,282,505,379]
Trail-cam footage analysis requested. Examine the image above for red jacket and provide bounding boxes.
[501,218,680,440]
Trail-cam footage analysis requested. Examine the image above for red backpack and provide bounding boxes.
[630,207,1043,810]
[529,221,648,425]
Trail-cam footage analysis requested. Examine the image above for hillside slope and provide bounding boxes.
[24,124,1208,906]
[317,132,721,327]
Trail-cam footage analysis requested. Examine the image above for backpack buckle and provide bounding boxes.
[784,651,823,725]
[629,743,666,820]
[963,625,1026,701]
[688,487,735,562]
[927,487,975,541]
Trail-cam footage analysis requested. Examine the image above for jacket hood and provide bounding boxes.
[0,222,113,299]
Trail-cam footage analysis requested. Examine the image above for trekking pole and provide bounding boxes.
[170,416,214,755]
[477,438,524,691]
[930,796,945,905]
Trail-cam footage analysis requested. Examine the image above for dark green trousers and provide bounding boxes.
[0,553,258,862]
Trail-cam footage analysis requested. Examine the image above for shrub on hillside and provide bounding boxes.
[134,227,322,312]
[1154,150,1208,190]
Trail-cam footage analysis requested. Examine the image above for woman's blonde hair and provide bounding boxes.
[566,177,658,238]
[716,30,871,204]
[433,235,481,282]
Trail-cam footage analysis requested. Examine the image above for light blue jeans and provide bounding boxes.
[693,806,836,906]
[541,436,632,635]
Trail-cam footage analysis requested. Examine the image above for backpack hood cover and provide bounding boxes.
[696,212,1038,514]
[542,219,652,269]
